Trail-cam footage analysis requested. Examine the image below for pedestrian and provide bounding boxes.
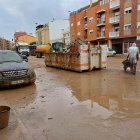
[127,42,139,74]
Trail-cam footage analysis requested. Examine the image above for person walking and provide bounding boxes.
[127,43,139,74]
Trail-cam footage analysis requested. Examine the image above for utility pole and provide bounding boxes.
[90,0,92,7]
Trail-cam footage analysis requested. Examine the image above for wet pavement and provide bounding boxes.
[0,55,140,140]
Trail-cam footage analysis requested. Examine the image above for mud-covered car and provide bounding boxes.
[0,50,36,88]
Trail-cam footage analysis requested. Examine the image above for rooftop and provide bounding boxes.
[70,1,99,16]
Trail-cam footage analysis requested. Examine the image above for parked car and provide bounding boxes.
[107,48,116,57]
[0,50,36,88]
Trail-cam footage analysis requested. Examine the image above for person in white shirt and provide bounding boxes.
[127,43,139,74]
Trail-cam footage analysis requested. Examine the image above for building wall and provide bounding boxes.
[14,32,27,42]
[137,0,140,34]
[120,0,138,38]
[75,10,86,41]
[48,19,70,44]
[0,38,12,50]
[119,0,140,53]
[17,35,36,44]
[70,13,77,42]
[70,2,109,45]
[87,6,97,41]
[62,30,70,45]
[96,5,110,41]
[36,26,50,45]
[70,0,140,53]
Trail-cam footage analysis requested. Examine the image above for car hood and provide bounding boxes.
[0,61,30,72]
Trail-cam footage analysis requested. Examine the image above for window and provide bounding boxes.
[100,0,109,5]
[124,7,132,14]
[89,29,94,35]
[115,27,120,32]
[124,24,131,30]
[77,21,80,26]
[114,11,120,16]
[77,32,81,36]
[137,22,140,29]
[138,4,140,10]
[89,17,93,23]
[71,23,74,27]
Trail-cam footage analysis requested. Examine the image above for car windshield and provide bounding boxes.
[19,45,29,49]
[0,52,22,63]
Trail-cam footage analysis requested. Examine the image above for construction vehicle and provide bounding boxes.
[36,43,51,58]
[36,42,65,58]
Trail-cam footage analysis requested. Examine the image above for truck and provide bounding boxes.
[35,42,64,58]
[36,44,51,58]
[15,42,30,56]
[44,40,107,72]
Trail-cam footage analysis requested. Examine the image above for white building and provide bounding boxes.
[62,29,70,45]
[48,19,70,44]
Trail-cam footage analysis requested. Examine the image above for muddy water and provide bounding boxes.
[0,56,140,140]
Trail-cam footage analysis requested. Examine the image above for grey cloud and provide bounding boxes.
[0,0,90,40]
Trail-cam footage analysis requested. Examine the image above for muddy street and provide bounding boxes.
[0,56,140,140]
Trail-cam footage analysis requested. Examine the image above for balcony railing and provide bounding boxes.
[110,0,120,10]
[97,31,105,39]
[109,31,119,38]
[109,16,120,24]
[97,19,106,26]
[96,9,106,14]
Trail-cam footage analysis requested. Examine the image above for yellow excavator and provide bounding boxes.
[35,42,64,58]
[35,43,51,58]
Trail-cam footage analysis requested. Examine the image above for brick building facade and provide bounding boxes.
[70,1,110,46]
[0,38,12,50]
[70,0,140,54]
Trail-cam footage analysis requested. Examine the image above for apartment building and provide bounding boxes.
[70,0,110,46]
[62,29,71,45]
[70,0,140,54]
[0,38,12,50]
[109,0,140,53]
[109,0,122,53]
[36,24,50,45]
[14,32,27,42]
[17,34,36,44]
[119,0,140,53]
[48,19,70,44]
[36,19,70,45]
[14,31,36,45]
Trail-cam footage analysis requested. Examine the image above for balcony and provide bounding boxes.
[109,31,119,38]
[110,0,120,10]
[97,19,106,27]
[96,9,106,14]
[97,31,105,39]
[109,16,120,24]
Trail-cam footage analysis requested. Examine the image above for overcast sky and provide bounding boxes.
[0,0,98,40]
